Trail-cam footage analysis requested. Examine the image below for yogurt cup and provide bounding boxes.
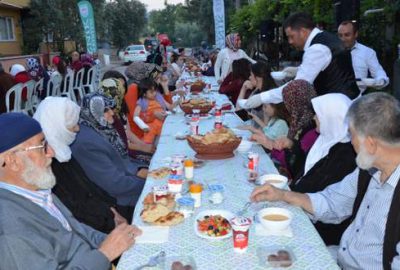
[230,216,252,253]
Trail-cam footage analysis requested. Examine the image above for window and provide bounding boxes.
[0,17,15,41]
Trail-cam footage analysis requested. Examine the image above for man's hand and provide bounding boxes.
[282,66,298,78]
[137,168,148,179]
[110,207,127,226]
[99,223,142,262]
[273,137,293,150]
[250,184,286,203]
[244,94,262,109]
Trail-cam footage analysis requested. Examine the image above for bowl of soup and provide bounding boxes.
[257,174,288,189]
[258,207,292,231]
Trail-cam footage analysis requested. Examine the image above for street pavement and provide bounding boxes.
[100,60,128,79]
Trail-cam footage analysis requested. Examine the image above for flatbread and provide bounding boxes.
[153,211,184,226]
[143,192,176,210]
[148,167,171,179]
[140,204,170,223]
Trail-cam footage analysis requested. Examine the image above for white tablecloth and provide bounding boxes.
[117,76,339,270]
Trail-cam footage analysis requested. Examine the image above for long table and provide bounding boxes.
[117,76,339,270]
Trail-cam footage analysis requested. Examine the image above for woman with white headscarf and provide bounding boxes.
[290,93,357,246]
[33,97,126,233]
[214,33,256,83]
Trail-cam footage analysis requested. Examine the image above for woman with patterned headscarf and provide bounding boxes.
[99,75,154,164]
[214,33,256,83]
[272,80,319,178]
[70,92,148,220]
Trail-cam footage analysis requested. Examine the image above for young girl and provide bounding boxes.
[134,78,177,144]
[239,102,290,148]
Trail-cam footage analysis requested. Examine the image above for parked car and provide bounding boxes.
[122,45,148,64]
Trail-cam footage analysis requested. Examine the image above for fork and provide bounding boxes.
[134,251,166,270]
[237,201,252,216]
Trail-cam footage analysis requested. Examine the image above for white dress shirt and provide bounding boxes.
[352,42,389,93]
[258,28,333,104]
[308,166,400,269]
[214,48,256,82]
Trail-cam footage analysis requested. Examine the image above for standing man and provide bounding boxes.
[244,12,359,108]
[338,20,389,93]
[0,113,141,269]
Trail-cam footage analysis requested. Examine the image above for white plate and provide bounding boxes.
[194,210,234,240]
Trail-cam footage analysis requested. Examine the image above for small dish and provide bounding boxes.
[163,255,197,270]
[257,246,296,268]
[257,174,288,189]
[257,207,292,232]
[271,71,286,81]
[237,139,254,153]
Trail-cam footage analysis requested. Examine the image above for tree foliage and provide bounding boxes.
[105,0,147,49]
[23,0,106,54]
[148,0,235,47]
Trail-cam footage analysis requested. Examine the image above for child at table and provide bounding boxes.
[133,78,177,144]
[238,103,290,143]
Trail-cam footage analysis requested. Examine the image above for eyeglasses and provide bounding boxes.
[13,140,49,154]
[1,141,49,168]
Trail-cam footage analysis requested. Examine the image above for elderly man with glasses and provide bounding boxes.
[0,113,141,269]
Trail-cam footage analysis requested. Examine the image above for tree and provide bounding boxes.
[23,0,106,54]
[106,0,147,49]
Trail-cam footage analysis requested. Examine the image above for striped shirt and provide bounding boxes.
[308,166,400,269]
[0,182,71,231]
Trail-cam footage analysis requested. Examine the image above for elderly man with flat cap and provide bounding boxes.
[0,113,141,269]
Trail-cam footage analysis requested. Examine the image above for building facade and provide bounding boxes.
[0,0,30,56]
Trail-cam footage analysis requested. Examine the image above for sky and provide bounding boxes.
[140,0,185,11]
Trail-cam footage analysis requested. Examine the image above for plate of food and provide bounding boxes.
[194,210,234,240]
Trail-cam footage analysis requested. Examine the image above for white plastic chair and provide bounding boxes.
[46,72,62,98]
[22,80,37,115]
[58,70,74,100]
[5,83,23,112]
[72,68,85,103]
[81,66,96,94]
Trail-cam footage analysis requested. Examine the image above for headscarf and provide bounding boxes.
[26,58,44,81]
[282,80,317,139]
[52,56,61,66]
[81,53,93,68]
[125,62,162,84]
[10,64,26,77]
[225,33,240,52]
[303,93,352,174]
[99,78,126,114]
[79,93,128,158]
[33,97,80,163]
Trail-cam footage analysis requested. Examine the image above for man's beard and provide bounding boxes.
[21,157,56,190]
[356,144,376,170]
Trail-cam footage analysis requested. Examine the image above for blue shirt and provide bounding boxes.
[0,182,71,231]
[308,166,400,269]
[263,118,289,140]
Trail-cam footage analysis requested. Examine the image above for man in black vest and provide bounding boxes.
[250,92,400,269]
[244,12,359,109]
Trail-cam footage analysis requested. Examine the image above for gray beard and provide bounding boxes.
[356,145,376,170]
[21,157,56,190]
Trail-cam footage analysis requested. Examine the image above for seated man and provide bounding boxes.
[0,113,141,269]
[251,92,400,269]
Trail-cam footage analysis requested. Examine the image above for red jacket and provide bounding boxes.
[14,71,31,101]
[218,72,246,104]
